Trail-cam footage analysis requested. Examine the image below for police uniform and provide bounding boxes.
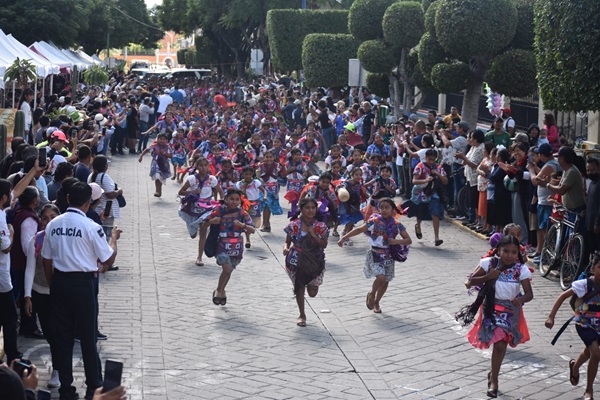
[41,207,114,400]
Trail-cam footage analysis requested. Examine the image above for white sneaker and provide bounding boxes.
[48,370,60,388]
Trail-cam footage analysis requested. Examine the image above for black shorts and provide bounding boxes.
[576,324,600,347]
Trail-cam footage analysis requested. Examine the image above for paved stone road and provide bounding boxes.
[17,155,593,399]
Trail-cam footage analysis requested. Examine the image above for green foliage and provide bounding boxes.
[435,0,517,58]
[302,34,360,87]
[383,2,425,51]
[430,62,470,93]
[348,0,396,41]
[0,0,93,48]
[406,50,435,92]
[417,32,447,80]
[366,73,391,97]
[510,0,535,50]
[82,65,109,86]
[358,40,396,73]
[424,1,439,37]
[267,9,349,71]
[535,0,600,111]
[79,0,163,54]
[422,0,435,12]
[177,50,187,65]
[4,58,37,89]
[486,49,536,97]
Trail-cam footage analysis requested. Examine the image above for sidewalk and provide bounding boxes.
[16,154,592,399]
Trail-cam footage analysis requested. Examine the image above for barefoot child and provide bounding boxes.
[205,188,255,306]
[236,166,266,248]
[178,157,224,266]
[546,252,600,400]
[138,133,172,197]
[338,198,411,313]
[458,235,533,398]
[283,197,329,327]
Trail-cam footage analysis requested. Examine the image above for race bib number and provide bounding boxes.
[222,237,243,259]
[286,247,300,267]
[372,249,393,266]
[248,201,260,217]
[288,180,303,193]
[493,304,514,330]
[265,182,279,194]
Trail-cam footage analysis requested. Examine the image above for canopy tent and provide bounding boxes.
[59,48,92,70]
[91,54,105,66]
[76,50,100,66]
[0,31,58,77]
[30,41,73,71]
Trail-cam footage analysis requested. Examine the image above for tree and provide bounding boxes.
[302,34,360,88]
[535,0,600,111]
[267,9,349,71]
[4,58,37,90]
[0,0,93,47]
[349,0,427,117]
[417,0,537,125]
[366,73,390,98]
[78,0,163,55]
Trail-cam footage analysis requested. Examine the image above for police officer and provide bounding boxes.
[41,182,122,400]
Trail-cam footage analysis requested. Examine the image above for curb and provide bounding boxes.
[448,217,489,241]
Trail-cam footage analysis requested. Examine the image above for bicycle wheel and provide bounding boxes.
[457,185,469,218]
[539,224,559,277]
[560,234,586,290]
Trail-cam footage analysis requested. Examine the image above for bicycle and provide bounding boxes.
[538,206,585,290]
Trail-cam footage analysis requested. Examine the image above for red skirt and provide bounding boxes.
[466,306,530,349]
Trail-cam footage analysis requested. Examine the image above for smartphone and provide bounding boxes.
[13,359,31,377]
[528,154,534,164]
[102,360,123,393]
[102,127,107,136]
[37,390,52,400]
[38,148,47,168]
[88,121,95,130]
[104,200,113,217]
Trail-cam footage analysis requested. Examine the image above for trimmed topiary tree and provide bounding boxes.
[357,40,396,73]
[535,0,600,111]
[366,73,391,98]
[267,9,349,72]
[430,63,470,93]
[486,49,537,98]
[302,34,360,88]
[348,0,396,41]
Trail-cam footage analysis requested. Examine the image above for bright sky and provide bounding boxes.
[145,0,162,8]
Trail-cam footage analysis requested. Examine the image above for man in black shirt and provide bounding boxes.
[362,101,375,147]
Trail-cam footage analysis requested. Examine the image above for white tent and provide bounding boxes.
[91,54,105,66]
[0,31,58,77]
[30,41,73,70]
[76,50,100,66]
[58,48,91,70]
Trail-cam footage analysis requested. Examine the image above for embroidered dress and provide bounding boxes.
[284,160,308,193]
[283,219,329,288]
[149,143,172,184]
[236,179,263,218]
[363,215,406,282]
[170,138,188,166]
[338,180,363,225]
[258,162,283,215]
[209,205,253,268]
[216,169,239,193]
[466,257,531,349]
[245,143,267,165]
[178,173,219,236]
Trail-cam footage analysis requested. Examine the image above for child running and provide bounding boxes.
[300,172,339,235]
[178,157,224,266]
[283,148,308,194]
[337,167,366,245]
[204,188,255,306]
[138,132,173,197]
[337,198,411,313]
[283,197,329,327]
[457,235,533,398]
[546,252,600,400]
[236,166,266,248]
[170,128,188,183]
[257,151,282,232]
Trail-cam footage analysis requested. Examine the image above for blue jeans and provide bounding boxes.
[322,126,335,153]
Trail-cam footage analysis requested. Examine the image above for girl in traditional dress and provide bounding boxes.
[178,157,224,266]
[236,166,266,248]
[257,151,282,232]
[138,133,173,197]
[205,189,255,306]
[458,235,533,398]
[338,198,411,313]
[337,167,366,245]
[283,197,329,327]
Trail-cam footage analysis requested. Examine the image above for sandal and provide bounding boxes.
[373,303,382,313]
[366,292,374,310]
[487,372,491,389]
[570,359,579,386]
[195,258,204,266]
[583,393,594,400]
[259,226,271,232]
[332,231,339,237]
[245,242,251,249]
[212,291,220,305]
[153,192,161,197]
[297,317,306,327]
[415,224,422,239]
[486,388,498,398]
[219,296,227,306]
[435,239,444,247]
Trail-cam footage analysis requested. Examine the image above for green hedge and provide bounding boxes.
[267,9,349,71]
[535,0,600,111]
[510,0,535,50]
[302,33,360,88]
[486,49,536,97]
[358,39,396,73]
[383,2,424,51]
[366,73,391,98]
